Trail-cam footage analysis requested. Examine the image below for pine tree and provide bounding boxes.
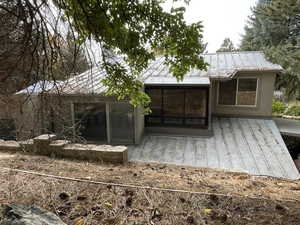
[240,0,300,98]
[217,38,236,52]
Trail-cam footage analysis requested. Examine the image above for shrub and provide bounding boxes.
[285,104,300,116]
[272,100,287,114]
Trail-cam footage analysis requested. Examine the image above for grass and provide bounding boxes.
[1,152,300,224]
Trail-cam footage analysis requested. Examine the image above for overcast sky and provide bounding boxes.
[162,0,258,53]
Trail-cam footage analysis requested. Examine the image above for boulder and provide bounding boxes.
[0,204,66,225]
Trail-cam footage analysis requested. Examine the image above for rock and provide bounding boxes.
[0,204,66,225]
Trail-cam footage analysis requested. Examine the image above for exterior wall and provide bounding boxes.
[211,71,276,118]
[1,95,44,140]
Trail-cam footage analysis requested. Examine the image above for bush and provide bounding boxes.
[285,104,300,116]
[272,100,287,114]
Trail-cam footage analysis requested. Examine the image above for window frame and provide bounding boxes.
[217,77,259,107]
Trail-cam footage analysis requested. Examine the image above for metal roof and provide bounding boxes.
[16,81,63,95]
[43,51,283,95]
[142,51,283,82]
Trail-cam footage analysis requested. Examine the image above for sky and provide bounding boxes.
[162,0,258,53]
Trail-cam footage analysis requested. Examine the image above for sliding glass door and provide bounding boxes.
[145,86,209,128]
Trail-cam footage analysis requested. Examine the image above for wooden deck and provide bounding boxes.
[128,118,300,180]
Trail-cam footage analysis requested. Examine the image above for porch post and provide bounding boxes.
[106,103,111,144]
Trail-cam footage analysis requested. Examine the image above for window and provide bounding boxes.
[237,79,258,105]
[218,78,258,106]
[145,87,209,128]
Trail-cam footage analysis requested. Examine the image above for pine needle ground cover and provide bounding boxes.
[0,152,300,225]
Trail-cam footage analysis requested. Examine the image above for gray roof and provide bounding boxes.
[142,51,282,82]
[46,51,282,95]
[16,81,63,95]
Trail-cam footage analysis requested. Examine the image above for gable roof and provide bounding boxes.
[28,51,281,95]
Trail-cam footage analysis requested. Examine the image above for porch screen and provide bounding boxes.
[74,103,107,142]
[109,103,134,143]
[146,87,209,128]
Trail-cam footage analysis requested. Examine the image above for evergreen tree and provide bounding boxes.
[240,0,300,98]
[217,38,236,52]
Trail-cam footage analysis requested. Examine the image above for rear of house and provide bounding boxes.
[10,51,281,143]
[4,51,299,179]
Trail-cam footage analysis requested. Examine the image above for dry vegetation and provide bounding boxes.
[0,151,300,225]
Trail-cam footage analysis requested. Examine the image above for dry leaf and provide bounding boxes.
[104,202,113,208]
[203,208,212,214]
[74,217,84,225]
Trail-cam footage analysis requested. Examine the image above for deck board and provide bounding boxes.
[128,118,299,179]
[230,118,259,174]
[206,136,219,169]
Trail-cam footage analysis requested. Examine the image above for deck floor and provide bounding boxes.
[128,118,299,180]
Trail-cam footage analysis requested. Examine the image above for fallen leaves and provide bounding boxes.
[104,202,113,208]
[74,217,84,225]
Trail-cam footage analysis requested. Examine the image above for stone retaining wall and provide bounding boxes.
[0,134,128,164]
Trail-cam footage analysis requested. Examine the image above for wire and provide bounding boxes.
[1,167,299,203]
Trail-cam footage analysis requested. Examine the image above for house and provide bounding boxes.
[6,51,300,179]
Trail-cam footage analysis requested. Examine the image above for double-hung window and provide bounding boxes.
[218,78,258,106]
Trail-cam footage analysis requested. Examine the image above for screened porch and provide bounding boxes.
[145,86,210,130]
[73,102,135,144]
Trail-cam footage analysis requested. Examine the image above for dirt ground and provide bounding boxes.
[0,151,300,225]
